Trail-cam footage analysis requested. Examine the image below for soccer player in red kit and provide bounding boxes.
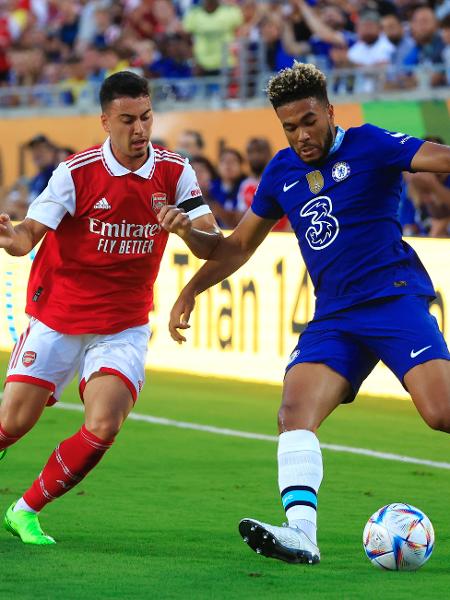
[0,71,222,545]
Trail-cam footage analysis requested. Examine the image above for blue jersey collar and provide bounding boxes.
[329,126,346,156]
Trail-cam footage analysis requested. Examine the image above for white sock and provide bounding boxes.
[13,497,37,513]
[278,429,323,545]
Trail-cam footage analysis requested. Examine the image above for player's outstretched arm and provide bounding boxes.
[0,215,49,256]
[169,209,276,343]
[410,141,450,173]
[157,206,222,259]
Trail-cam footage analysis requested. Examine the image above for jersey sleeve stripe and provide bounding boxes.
[154,156,185,167]
[154,149,185,161]
[68,156,102,171]
[66,149,102,167]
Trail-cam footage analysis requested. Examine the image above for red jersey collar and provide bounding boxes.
[102,138,155,178]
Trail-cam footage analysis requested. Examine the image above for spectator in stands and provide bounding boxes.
[436,0,450,20]
[236,0,269,42]
[348,11,395,92]
[82,46,106,85]
[60,56,89,105]
[99,46,131,78]
[402,6,446,87]
[236,137,290,231]
[76,0,114,53]
[88,7,121,50]
[260,14,296,72]
[130,38,158,74]
[237,137,272,215]
[381,12,415,74]
[176,130,205,160]
[281,0,312,49]
[0,4,12,84]
[43,31,67,65]
[440,14,450,84]
[210,147,246,228]
[285,0,356,69]
[0,133,58,220]
[56,0,81,50]
[152,0,183,38]
[26,134,58,204]
[56,146,77,163]
[0,177,28,221]
[190,155,217,206]
[183,0,243,76]
[148,33,192,80]
[124,0,158,41]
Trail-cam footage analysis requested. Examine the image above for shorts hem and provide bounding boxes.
[5,375,57,406]
[79,368,137,403]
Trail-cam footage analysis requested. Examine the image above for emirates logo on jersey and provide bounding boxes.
[151,192,168,213]
[22,351,37,367]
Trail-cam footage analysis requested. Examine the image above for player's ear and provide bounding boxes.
[101,113,110,134]
[327,103,334,121]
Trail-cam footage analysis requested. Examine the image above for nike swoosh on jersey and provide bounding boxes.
[410,345,432,358]
[283,180,300,192]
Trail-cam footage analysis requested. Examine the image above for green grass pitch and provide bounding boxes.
[0,352,449,600]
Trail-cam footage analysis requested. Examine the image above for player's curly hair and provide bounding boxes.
[266,61,329,109]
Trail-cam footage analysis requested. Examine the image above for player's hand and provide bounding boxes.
[0,214,15,249]
[169,291,195,344]
[157,206,192,239]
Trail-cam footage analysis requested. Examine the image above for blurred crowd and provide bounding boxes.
[0,0,449,106]
[1,128,449,236]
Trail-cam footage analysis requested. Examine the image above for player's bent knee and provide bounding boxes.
[277,404,318,433]
[85,418,122,441]
[422,408,450,433]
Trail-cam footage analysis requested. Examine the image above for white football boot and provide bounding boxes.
[239,518,320,565]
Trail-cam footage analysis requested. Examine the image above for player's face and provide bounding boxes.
[276,97,335,164]
[101,95,153,169]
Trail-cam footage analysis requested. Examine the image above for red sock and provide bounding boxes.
[0,424,21,451]
[23,425,114,512]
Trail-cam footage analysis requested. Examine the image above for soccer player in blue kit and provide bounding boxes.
[169,62,450,565]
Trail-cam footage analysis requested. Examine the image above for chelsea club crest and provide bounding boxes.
[332,161,351,182]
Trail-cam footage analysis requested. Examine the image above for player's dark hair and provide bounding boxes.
[100,71,150,111]
[266,61,329,109]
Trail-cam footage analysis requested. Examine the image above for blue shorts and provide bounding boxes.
[286,295,450,403]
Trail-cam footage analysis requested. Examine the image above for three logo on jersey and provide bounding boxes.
[283,162,350,251]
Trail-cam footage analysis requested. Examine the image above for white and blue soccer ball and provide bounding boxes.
[363,503,434,571]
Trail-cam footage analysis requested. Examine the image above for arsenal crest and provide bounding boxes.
[151,192,168,213]
[306,170,324,194]
[22,351,37,367]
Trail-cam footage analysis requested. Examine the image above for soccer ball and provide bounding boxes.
[363,503,434,571]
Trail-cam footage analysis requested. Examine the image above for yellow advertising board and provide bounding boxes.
[0,235,448,399]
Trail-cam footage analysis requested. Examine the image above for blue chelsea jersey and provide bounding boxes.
[252,123,436,319]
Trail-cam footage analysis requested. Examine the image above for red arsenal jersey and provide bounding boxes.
[26,139,210,334]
